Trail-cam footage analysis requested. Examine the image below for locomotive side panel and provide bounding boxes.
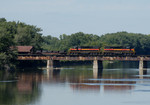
[68,46,101,55]
[104,46,135,55]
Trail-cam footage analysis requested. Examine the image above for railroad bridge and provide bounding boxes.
[18,55,149,75]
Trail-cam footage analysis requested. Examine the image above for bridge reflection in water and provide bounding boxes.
[44,67,142,93]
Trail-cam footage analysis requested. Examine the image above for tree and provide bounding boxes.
[0,18,44,70]
[100,31,150,55]
[0,19,17,69]
[0,18,6,22]
[42,35,60,51]
[14,22,43,50]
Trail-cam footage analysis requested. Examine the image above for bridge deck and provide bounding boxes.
[17,55,150,61]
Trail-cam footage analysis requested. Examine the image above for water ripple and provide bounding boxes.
[88,78,150,82]
[0,80,18,83]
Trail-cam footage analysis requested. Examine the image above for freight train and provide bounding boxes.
[17,46,135,56]
[40,46,135,56]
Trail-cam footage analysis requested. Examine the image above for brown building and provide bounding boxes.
[11,46,34,54]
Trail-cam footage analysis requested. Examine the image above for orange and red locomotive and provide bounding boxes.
[68,46,135,55]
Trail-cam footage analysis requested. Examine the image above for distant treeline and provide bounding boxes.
[1,18,150,69]
[42,31,150,55]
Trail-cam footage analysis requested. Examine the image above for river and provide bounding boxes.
[0,61,150,105]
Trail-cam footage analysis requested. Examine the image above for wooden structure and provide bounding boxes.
[11,46,34,54]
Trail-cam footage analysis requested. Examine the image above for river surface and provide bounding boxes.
[0,61,150,105]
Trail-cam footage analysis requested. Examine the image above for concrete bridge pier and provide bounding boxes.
[47,60,60,69]
[47,60,53,69]
[93,60,103,69]
[139,59,147,76]
[93,60,103,78]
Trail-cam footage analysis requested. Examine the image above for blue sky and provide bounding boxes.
[1,0,150,37]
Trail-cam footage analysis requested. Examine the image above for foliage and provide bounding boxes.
[0,18,43,69]
[42,31,150,55]
[0,20,17,69]
[14,22,43,50]
[42,35,60,51]
[100,32,150,54]
[42,32,102,51]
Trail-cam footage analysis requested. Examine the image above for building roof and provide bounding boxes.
[16,46,33,53]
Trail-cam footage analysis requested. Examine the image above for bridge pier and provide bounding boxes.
[139,59,147,75]
[47,60,60,69]
[93,60,103,78]
[93,60,103,69]
[47,60,53,69]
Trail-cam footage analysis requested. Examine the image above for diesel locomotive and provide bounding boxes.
[69,46,101,55]
[68,46,135,55]
[103,46,135,55]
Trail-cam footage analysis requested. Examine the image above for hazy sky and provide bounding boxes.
[1,0,150,37]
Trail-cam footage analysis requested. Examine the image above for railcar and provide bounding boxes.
[104,46,135,55]
[69,46,101,55]
[42,50,67,56]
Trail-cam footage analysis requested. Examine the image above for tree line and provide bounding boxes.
[1,18,150,69]
[42,32,150,55]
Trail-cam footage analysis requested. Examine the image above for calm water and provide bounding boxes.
[1,61,150,105]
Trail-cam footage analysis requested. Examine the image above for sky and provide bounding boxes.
[1,0,150,37]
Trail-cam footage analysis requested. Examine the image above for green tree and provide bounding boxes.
[0,19,17,69]
[42,35,60,51]
[0,18,44,69]
[14,22,43,50]
[100,31,150,54]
